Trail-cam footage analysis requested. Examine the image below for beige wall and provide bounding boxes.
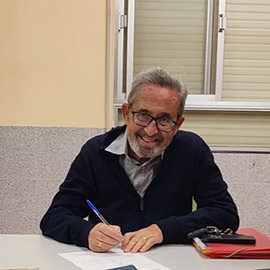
[0,0,107,128]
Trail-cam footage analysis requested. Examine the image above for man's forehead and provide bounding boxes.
[132,84,179,117]
[134,84,179,102]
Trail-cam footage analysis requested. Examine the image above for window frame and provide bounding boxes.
[111,0,270,127]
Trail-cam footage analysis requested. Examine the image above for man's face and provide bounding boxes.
[122,83,185,163]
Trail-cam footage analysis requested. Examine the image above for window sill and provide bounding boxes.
[211,146,270,153]
[186,95,270,112]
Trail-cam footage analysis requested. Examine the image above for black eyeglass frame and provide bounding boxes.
[131,111,178,132]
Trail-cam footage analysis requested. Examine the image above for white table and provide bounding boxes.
[0,235,269,270]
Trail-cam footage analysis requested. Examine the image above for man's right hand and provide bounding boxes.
[88,223,124,252]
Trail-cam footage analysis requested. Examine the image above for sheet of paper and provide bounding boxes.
[0,269,39,270]
[59,247,171,270]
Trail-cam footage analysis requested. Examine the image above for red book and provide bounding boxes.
[193,228,270,259]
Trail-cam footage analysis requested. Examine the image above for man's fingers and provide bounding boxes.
[139,237,155,252]
[94,239,114,252]
[122,232,146,252]
[122,224,163,253]
[97,228,123,246]
[129,236,148,253]
[104,225,124,242]
[122,235,138,252]
[123,235,152,253]
[122,231,135,248]
[88,223,124,252]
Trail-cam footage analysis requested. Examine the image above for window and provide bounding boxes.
[109,0,270,149]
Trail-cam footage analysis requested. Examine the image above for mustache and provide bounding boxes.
[136,130,163,142]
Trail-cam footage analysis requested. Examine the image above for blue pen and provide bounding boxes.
[86,199,110,225]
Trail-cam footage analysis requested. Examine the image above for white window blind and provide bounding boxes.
[117,108,270,149]
[134,0,208,94]
[223,0,270,101]
[182,111,270,148]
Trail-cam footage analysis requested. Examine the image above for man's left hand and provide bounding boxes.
[122,224,163,253]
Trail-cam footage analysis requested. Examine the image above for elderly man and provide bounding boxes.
[40,68,239,253]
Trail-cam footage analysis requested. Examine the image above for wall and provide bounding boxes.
[0,0,107,128]
[0,126,105,234]
[0,126,269,236]
[0,1,269,237]
[214,152,270,235]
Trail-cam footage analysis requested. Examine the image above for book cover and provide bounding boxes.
[194,228,270,259]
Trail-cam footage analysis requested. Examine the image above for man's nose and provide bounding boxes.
[144,119,159,136]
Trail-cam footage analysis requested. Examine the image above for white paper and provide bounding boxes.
[59,247,171,270]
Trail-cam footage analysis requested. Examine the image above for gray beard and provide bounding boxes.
[127,132,166,159]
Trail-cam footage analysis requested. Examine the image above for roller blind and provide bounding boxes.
[182,111,270,148]
[117,108,270,148]
[134,0,208,94]
[223,0,270,101]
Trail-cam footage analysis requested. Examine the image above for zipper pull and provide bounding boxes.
[140,198,144,211]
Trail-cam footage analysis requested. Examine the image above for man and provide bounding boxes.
[40,68,239,253]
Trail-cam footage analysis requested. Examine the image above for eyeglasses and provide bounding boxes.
[131,111,177,132]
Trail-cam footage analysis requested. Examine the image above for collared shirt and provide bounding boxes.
[105,130,162,198]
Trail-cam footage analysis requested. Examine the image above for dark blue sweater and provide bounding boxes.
[40,126,239,248]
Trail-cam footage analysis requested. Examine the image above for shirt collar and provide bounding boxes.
[105,129,128,155]
[105,129,164,161]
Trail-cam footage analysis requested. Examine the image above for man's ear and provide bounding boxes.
[173,115,185,135]
[121,103,130,125]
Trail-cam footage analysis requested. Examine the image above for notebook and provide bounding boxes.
[193,228,270,259]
